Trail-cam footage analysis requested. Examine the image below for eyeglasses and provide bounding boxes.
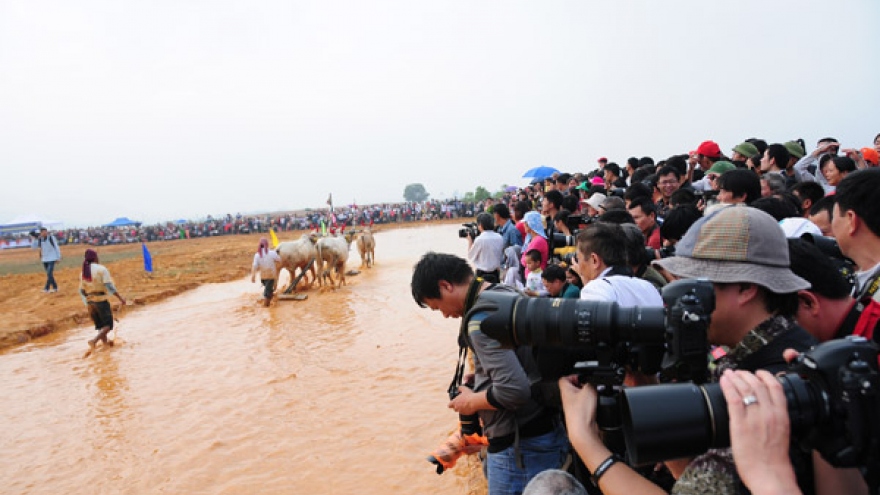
[706,174,719,181]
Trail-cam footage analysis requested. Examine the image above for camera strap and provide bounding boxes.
[448,277,485,397]
[857,272,880,302]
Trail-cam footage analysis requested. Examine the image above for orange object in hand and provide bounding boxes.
[426,428,488,474]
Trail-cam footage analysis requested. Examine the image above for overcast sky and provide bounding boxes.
[2,0,878,228]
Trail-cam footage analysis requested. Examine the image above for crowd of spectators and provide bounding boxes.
[431,132,880,495]
[4,199,482,247]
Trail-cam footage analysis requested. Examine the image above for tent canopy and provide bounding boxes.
[0,214,64,235]
[104,217,141,227]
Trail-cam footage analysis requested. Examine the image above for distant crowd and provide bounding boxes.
[8,200,482,247]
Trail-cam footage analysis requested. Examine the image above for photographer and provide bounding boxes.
[411,253,568,494]
[467,212,505,283]
[560,207,817,495]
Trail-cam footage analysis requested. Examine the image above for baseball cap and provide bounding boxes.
[861,147,879,166]
[653,206,809,293]
[582,193,606,212]
[784,141,806,159]
[590,176,605,186]
[731,142,759,159]
[695,140,722,159]
[706,161,737,175]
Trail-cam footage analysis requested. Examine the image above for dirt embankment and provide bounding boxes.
[0,219,462,352]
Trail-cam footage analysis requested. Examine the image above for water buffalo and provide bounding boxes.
[276,233,319,291]
[356,227,375,268]
[316,231,354,288]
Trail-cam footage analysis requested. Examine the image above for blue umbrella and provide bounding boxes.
[522,165,559,179]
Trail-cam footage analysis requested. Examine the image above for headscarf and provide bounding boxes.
[522,211,546,247]
[257,238,269,257]
[82,249,98,281]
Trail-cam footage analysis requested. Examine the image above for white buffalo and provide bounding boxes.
[276,233,319,291]
[356,228,375,268]
[316,231,354,288]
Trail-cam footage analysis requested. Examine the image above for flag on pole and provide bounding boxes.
[320,219,327,236]
[269,228,279,248]
[142,242,153,273]
[327,193,333,211]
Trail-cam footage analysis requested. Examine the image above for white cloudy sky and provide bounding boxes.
[2,0,878,227]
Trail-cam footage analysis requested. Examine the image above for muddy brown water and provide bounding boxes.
[1,223,488,494]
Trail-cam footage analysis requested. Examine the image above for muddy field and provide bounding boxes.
[1,220,489,494]
[0,220,459,352]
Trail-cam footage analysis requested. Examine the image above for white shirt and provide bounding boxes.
[469,230,504,272]
[253,250,281,280]
[580,267,663,307]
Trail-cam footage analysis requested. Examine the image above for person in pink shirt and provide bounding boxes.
[520,211,548,278]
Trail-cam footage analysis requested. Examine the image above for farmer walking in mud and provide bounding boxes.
[79,249,127,349]
[251,237,281,307]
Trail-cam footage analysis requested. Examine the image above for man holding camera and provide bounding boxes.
[411,252,568,495]
[467,212,505,284]
[559,206,817,495]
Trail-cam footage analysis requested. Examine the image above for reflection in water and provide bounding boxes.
[0,224,488,494]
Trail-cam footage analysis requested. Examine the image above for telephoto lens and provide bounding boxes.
[620,337,879,466]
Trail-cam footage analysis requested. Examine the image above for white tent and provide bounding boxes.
[0,214,64,235]
[3,214,63,227]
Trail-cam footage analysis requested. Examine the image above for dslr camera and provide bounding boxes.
[645,244,676,260]
[620,336,880,489]
[458,223,478,239]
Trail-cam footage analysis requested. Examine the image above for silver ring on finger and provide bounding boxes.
[742,395,758,407]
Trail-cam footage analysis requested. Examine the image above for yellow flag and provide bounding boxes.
[269,228,279,248]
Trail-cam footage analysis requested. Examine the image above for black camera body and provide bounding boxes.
[645,244,676,261]
[621,336,880,484]
[549,215,589,256]
[449,382,482,437]
[458,223,478,239]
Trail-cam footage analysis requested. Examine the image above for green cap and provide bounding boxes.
[707,160,737,175]
[732,142,760,159]
[784,141,806,159]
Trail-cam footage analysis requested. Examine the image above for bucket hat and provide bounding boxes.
[653,206,810,293]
